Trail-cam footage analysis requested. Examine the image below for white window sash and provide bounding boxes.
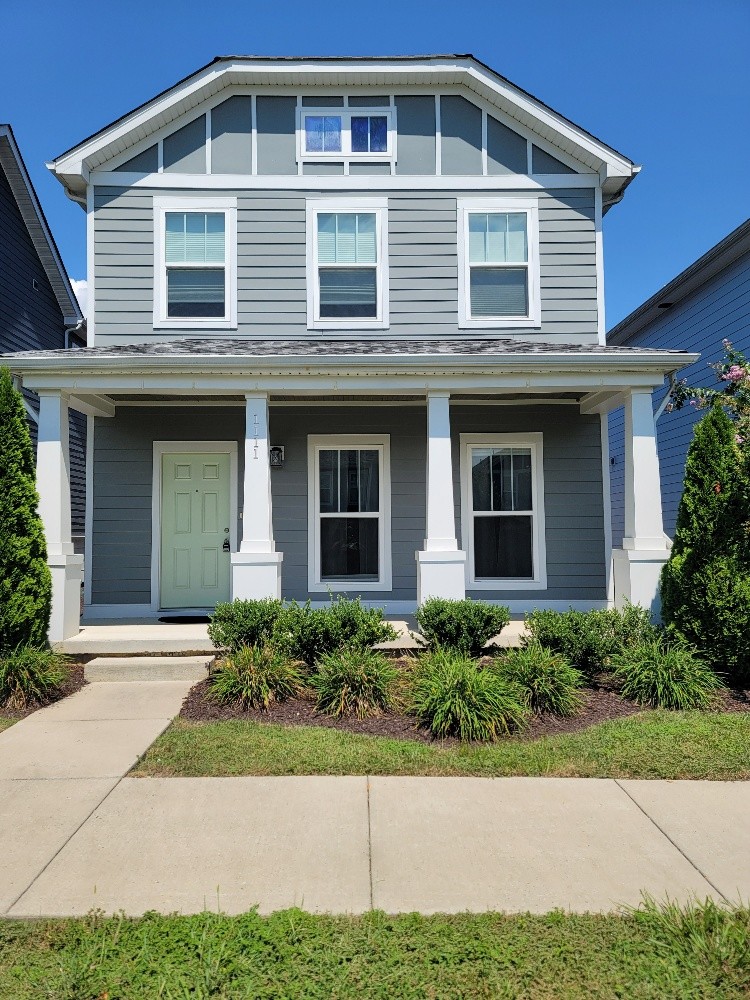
[297,108,396,163]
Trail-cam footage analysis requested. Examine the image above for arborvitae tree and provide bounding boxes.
[0,367,51,650]
[661,405,750,683]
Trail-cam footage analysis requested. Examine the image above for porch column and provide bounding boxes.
[230,392,283,600]
[612,388,670,617]
[36,391,83,642]
[415,392,466,602]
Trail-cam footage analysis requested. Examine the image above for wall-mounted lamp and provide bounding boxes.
[270,445,285,469]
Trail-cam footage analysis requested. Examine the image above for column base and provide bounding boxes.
[48,553,84,643]
[416,550,467,603]
[612,547,670,620]
[231,551,283,601]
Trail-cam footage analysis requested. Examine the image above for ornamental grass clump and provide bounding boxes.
[612,639,723,710]
[494,642,584,716]
[411,648,528,741]
[0,645,67,710]
[311,649,397,719]
[415,598,510,657]
[209,645,302,710]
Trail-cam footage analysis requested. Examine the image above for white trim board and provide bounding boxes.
[151,440,238,612]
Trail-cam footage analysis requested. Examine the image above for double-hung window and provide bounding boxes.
[299,109,394,161]
[460,434,546,590]
[153,196,237,329]
[306,198,389,329]
[308,435,392,592]
[457,199,540,328]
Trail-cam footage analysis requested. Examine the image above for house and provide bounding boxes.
[608,219,750,545]
[3,55,697,642]
[0,125,86,555]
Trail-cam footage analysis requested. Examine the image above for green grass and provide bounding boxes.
[0,717,18,734]
[135,709,750,779]
[0,901,747,999]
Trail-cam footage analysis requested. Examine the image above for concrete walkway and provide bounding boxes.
[0,686,748,918]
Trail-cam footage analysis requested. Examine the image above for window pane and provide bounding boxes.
[512,451,533,510]
[474,515,533,579]
[471,450,492,511]
[321,518,379,579]
[351,116,370,152]
[167,269,224,317]
[469,213,527,265]
[318,213,377,265]
[470,268,528,317]
[165,213,225,265]
[319,268,377,317]
[468,213,488,263]
[358,451,379,512]
[305,115,341,152]
[492,450,513,511]
[506,214,528,262]
[319,450,338,513]
[369,116,388,152]
[339,450,360,512]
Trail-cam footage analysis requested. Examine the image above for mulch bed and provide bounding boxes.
[0,662,87,722]
[178,663,750,746]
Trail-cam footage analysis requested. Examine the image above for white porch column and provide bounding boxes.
[612,388,671,617]
[416,392,466,602]
[36,391,83,642]
[230,392,283,600]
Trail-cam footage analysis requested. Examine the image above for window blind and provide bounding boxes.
[317,213,377,264]
[469,212,527,263]
[165,213,225,264]
[470,268,528,317]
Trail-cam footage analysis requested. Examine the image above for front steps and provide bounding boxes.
[84,656,213,683]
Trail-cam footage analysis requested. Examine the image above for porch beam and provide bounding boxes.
[579,389,628,415]
[67,393,116,418]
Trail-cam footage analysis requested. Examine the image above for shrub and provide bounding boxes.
[415,598,510,657]
[208,599,284,652]
[612,639,723,710]
[0,646,66,710]
[493,642,584,716]
[410,648,528,741]
[0,368,52,651]
[311,649,397,719]
[208,645,302,710]
[279,597,397,667]
[524,604,657,676]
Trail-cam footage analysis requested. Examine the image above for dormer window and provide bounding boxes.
[299,108,394,162]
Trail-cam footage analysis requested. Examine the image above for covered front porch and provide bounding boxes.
[8,338,696,641]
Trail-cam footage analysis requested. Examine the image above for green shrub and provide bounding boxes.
[415,598,510,657]
[524,604,657,676]
[493,642,584,716]
[612,639,723,710]
[208,599,284,652]
[279,597,397,666]
[0,368,52,651]
[209,645,302,710]
[410,648,528,741]
[0,645,66,710]
[311,649,397,719]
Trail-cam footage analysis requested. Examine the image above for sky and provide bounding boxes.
[2,0,748,327]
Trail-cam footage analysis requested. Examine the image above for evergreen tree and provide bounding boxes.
[0,367,51,650]
[661,405,750,682]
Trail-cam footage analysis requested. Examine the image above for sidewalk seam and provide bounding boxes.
[613,779,729,904]
[366,776,374,910]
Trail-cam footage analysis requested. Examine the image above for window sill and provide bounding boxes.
[467,578,547,591]
[459,318,541,330]
[308,580,392,592]
[308,319,390,331]
[154,319,238,331]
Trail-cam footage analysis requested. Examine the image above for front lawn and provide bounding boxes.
[0,901,748,999]
[0,717,17,734]
[134,709,750,779]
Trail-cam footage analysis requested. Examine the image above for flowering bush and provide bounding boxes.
[669,340,750,450]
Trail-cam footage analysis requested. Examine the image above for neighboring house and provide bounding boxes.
[4,54,696,641]
[609,219,750,544]
[0,124,86,552]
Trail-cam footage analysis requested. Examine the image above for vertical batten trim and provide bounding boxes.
[595,185,606,345]
[526,139,533,175]
[251,94,258,176]
[205,108,212,174]
[481,109,488,175]
[157,140,163,173]
[434,95,442,175]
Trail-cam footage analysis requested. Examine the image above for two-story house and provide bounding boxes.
[4,55,696,642]
[0,124,86,553]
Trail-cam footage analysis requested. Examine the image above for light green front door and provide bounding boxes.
[160,452,231,608]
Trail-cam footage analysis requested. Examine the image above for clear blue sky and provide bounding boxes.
[3,0,748,327]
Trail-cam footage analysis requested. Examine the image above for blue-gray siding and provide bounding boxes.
[90,404,605,606]
[93,185,598,344]
[609,250,750,543]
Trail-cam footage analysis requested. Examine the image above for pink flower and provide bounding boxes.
[689,399,697,407]
[721,365,747,383]
[737,435,746,445]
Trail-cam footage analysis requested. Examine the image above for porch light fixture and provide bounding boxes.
[270,446,285,469]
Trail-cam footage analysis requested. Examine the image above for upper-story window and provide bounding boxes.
[299,109,394,161]
[153,196,237,329]
[457,198,541,329]
[306,198,389,330]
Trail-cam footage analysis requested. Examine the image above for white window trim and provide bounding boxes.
[456,197,541,329]
[459,432,547,591]
[296,107,396,164]
[306,197,389,331]
[307,434,392,593]
[153,195,237,330]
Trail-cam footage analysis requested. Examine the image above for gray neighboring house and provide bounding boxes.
[0,124,86,551]
[4,54,697,641]
[608,219,750,544]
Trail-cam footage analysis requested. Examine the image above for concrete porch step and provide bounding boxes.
[56,623,215,656]
[84,656,213,683]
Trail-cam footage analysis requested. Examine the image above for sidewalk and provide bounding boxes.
[0,685,748,918]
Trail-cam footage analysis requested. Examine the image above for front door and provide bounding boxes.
[160,452,231,608]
